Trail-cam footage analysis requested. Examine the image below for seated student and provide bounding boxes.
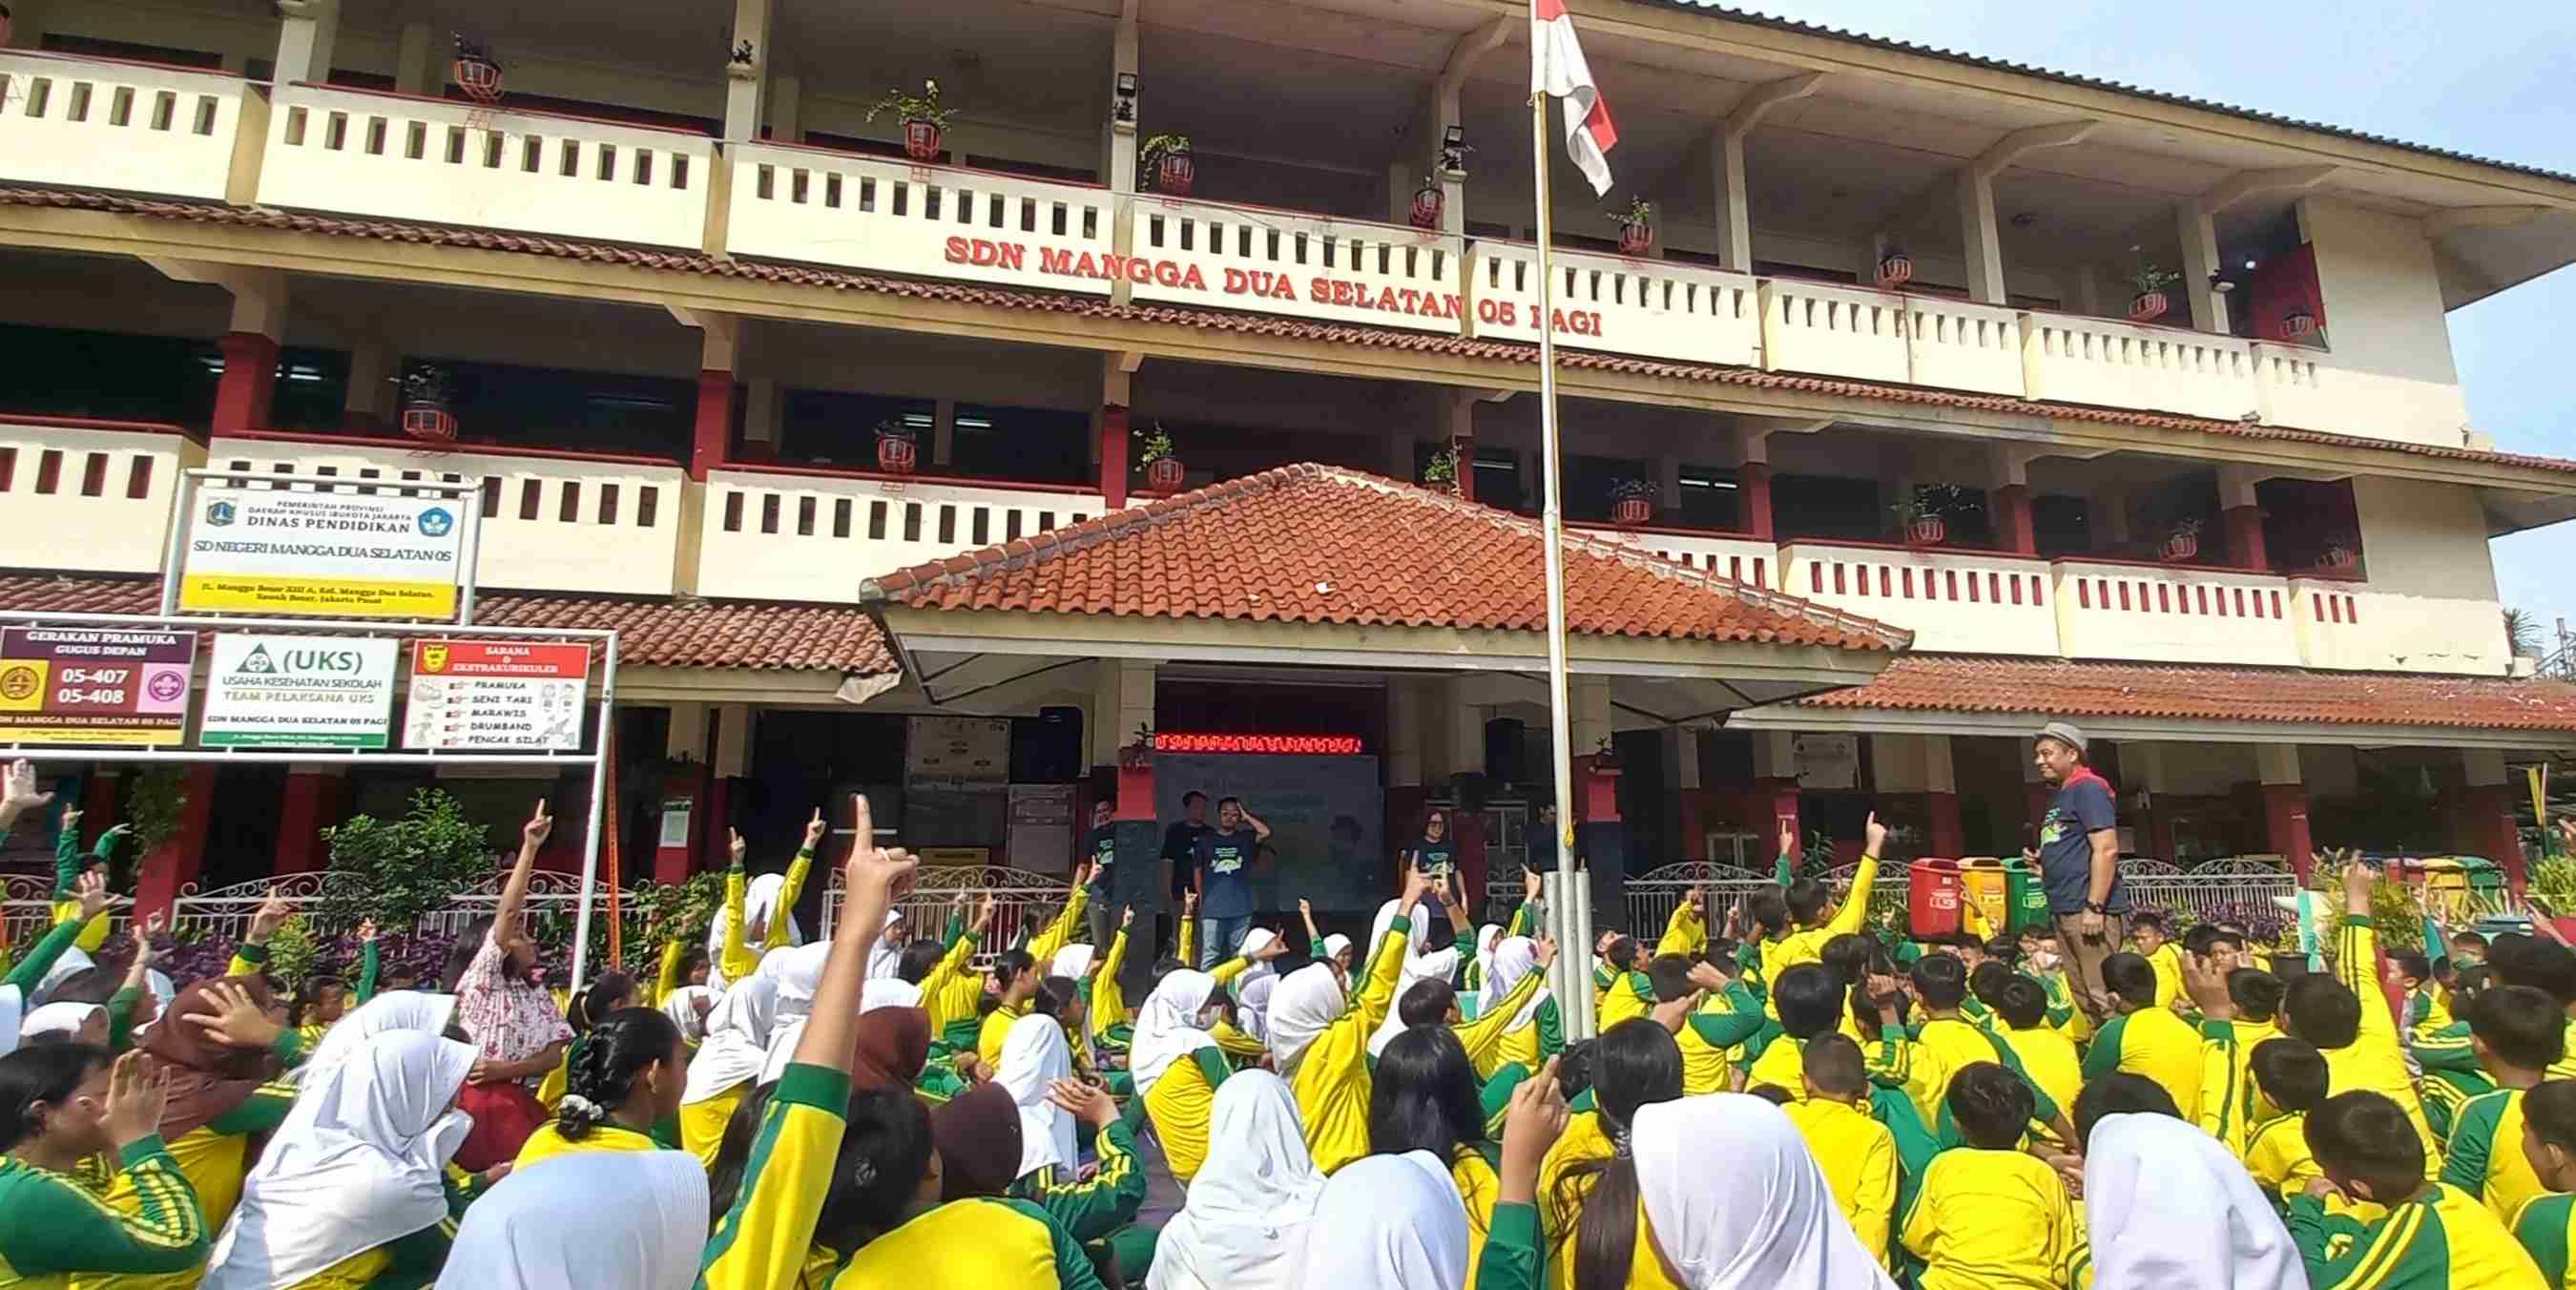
[1479,936,1564,1080]
[2243,1037,2336,1207]
[2184,923,2253,978]
[1536,1019,1687,1290]
[2285,1091,2546,1288]
[679,967,781,1170]
[2510,1079,2576,1286]
[1146,1071,1322,1290]
[1393,942,1554,1083]
[1264,870,1423,1176]
[1590,935,1657,1029]
[516,1008,690,1166]
[1901,1063,2086,1290]
[2130,911,2186,1009]
[2392,950,2441,1031]
[0,1047,210,1285]
[2071,1073,2185,1151]
[1985,976,2082,1150]
[2290,863,2444,1172]
[996,1003,1148,1267]
[2084,950,2205,1116]
[1132,968,1234,1185]
[2081,1092,2308,1290]
[1761,813,1891,1001]
[2444,986,2570,1224]
[47,806,125,954]
[2485,936,2576,1082]
[1905,953,2075,1146]
[1372,1024,1512,1287]
[825,1086,1110,1290]
[1781,1034,1899,1270]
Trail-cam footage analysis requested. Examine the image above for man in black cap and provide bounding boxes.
[2024,719,2129,1025]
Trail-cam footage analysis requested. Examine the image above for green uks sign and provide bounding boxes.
[198,634,400,749]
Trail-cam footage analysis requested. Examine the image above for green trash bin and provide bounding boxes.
[2001,857,2050,935]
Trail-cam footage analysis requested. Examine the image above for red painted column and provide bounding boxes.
[1574,755,1623,824]
[1924,790,1964,859]
[1451,436,1476,503]
[1452,812,1488,913]
[1098,404,1131,509]
[212,333,280,435]
[1741,462,1775,541]
[2146,800,2179,864]
[2262,782,2315,883]
[1756,776,1800,853]
[1993,484,2037,556]
[653,765,710,886]
[699,775,738,874]
[78,772,123,851]
[134,766,218,921]
[689,370,733,481]
[2225,505,2268,571]
[2465,783,2527,894]
[273,769,345,873]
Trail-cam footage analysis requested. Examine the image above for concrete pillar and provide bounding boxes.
[1988,447,2035,556]
[1089,658,1156,771]
[134,766,218,920]
[2218,466,2267,571]
[654,703,711,885]
[2069,264,2105,318]
[392,22,437,95]
[1664,727,1703,859]
[1098,358,1132,507]
[1711,130,1753,272]
[343,341,391,434]
[272,0,340,85]
[1103,4,1140,307]
[1088,657,1161,993]
[740,378,779,463]
[1441,391,1476,503]
[2023,752,2051,850]
[273,765,346,873]
[706,701,753,873]
[1922,735,1963,860]
[212,276,289,437]
[2176,198,2231,334]
[1956,170,2006,305]
[691,372,733,481]
[2461,749,2525,891]
[930,398,957,470]
[2094,485,2132,548]
[2256,742,2312,881]
[1739,430,1775,541]
[1439,681,1486,782]
[767,74,800,144]
[722,0,774,143]
[1654,448,1683,517]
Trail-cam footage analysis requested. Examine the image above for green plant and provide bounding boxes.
[1139,134,1191,175]
[122,766,188,855]
[2528,857,2576,909]
[1888,489,1947,526]
[1610,478,1656,502]
[396,363,449,406]
[866,78,953,131]
[1607,197,1652,228]
[2126,246,2180,297]
[266,915,320,986]
[317,790,497,933]
[1132,422,1175,467]
[871,417,916,443]
[632,871,728,949]
[2505,607,2542,659]
[1421,443,1460,489]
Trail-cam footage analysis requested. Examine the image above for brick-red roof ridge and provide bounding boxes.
[8,185,2570,480]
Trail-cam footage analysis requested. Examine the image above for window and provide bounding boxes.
[951,404,1090,484]
[430,360,695,458]
[0,325,348,430]
[777,390,934,469]
[1676,465,1741,531]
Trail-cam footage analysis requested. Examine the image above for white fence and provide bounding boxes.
[2,871,632,968]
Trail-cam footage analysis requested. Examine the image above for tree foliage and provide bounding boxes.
[318,790,497,931]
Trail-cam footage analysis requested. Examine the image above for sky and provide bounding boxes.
[1720,0,2576,656]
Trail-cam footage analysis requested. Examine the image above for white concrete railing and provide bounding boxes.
[1466,241,1759,365]
[1130,196,1465,333]
[1758,279,1911,385]
[1571,524,1778,589]
[1778,541,2058,655]
[2021,315,2260,423]
[2288,578,2508,676]
[256,84,713,249]
[1902,297,2025,396]
[0,52,250,201]
[2253,344,2475,450]
[206,434,684,595]
[0,419,202,574]
[725,145,1114,295]
[2052,558,2299,666]
[696,468,1101,600]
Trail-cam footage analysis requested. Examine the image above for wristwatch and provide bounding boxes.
[2084,902,2109,914]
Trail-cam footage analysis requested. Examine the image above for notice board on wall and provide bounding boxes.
[1153,754,1383,914]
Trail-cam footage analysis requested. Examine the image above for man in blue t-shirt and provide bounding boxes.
[1193,796,1271,967]
[2023,719,2128,1027]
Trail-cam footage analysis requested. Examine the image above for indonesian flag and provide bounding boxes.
[1530,0,1618,196]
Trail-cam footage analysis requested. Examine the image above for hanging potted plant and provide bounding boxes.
[2281,304,2319,339]
[2161,517,2203,564]
[1134,422,1184,491]
[2127,247,2179,323]
[1141,134,1194,197]
[1891,489,1949,547]
[1409,175,1444,230]
[2316,531,2358,572]
[396,363,457,444]
[450,33,503,104]
[873,418,918,475]
[1875,244,1915,289]
[867,79,953,164]
[1610,478,1655,527]
[1609,197,1653,256]
[1420,443,1462,495]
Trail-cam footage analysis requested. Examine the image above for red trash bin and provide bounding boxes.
[1909,859,1965,941]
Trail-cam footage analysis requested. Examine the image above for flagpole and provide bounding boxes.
[1530,85,1595,1042]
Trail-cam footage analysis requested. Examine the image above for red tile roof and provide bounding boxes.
[864,465,1910,652]
[1797,654,2576,733]
[9,185,2570,480]
[0,574,896,676]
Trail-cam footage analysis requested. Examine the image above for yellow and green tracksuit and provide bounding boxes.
[513,1120,663,1171]
[920,926,987,1055]
[50,826,119,954]
[1760,852,1881,1017]
[0,1137,206,1290]
[2415,1021,2497,1149]
[287,1171,474,1289]
[829,1196,1106,1289]
[1677,983,1767,1095]
[1736,1030,1942,1253]
[698,1062,851,1290]
[1453,968,1548,1082]
[1597,970,1657,1030]
[1901,1148,2088,1290]
[2511,1193,2575,1289]
[2445,1087,2550,1225]
[717,848,816,986]
[2329,916,2442,1177]
[2083,1004,2205,1124]
[2197,1016,2284,1159]
[1532,1112,1681,1290]
[1289,913,1410,1176]
[2143,942,2185,1009]
[1656,901,1707,959]
[74,1059,301,1290]
[1009,1116,1145,1245]
[1784,1096,1900,1270]
[1990,1023,2083,1150]
[1140,1046,1234,1186]
[1915,1017,2065,1147]
[2287,1182,2546,1289]
[1491,994,1565,1076]
[1088,928,1132,1052]
[1446,1141,1514,1290]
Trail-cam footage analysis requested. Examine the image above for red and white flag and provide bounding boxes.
[1530,0,1618,196]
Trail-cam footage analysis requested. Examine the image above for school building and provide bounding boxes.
[3,0,2576,926]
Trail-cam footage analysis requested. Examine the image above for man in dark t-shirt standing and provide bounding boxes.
[1159,790,1213,958]
[1193,796,1270,968]
[2025,719,2129,1026]
[1081,798,1119,951]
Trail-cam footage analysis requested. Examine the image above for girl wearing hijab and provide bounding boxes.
[831,1085,1108,1289]
[1372,1025,1507,1286]
[447,803,573,1172]
[300,992,458,1093]
[1481,937,1564,1079]
[1539,1018,1690,1290]
[2084,1111,2307,1289]
[533,969,634,1110]
[679,964,780,1169]
[1148,1071,1322,1290]
[1298,1149,1469,1290]
[0,1045,210,1284]
[918,894,1000,1056]
[202,1030,477,1289]
[1368,884,1477,1060]
[1267,870,1423,1176]
[439,1150,708,1290]
[1298,898,1355,979]
[1085,908,1139,1061]
[707,813,824,991]
[515,1008,689,1167]
[1134,968,1235,1184]
[0,877,113,1061]
[997,1011,1149,1263]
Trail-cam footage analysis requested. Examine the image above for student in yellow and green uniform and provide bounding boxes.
[2196,968,2292,1158]
[1672,946,1764,1095]
[1984,977,2083,1150]
[2293,863,2441,1176]
[1263,876,1417,1176]
[1758,813,1889,1011]
[1735,965,1942,1244]
[2130,910,2186,1009]
[2285,1090,2545,1289]
[2442,987,2568,1224]
[1132,968,1236,1185]
[1368,1022,1520,1289]
[48,810,126,955]
[2242,1038,2337,1209]
[2394,939,2444,1031]
[1781,1034,1900,1271]
[827,1082,1109,1290]
[1390,953,1552,1084]
[917,894,996,1058]
[0,1046,209,1290]
[1901,1062,2088,1290]
[1905,953,2075,1148]
[2083,950,2206,1118]
[1480,936,1564,1082]
[1007,1059,1151,1280]
[2418,966,2499,1149]
[2510,1078,2576,1286]
[514,1008,689,1168]
[976,884,1091,1072]
[1085,908,1136,1054]
[1591,936,1656,1029]
[1533,1018,1687,1290]
[713,816,822,988]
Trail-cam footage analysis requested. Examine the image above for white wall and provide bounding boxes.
[2299,196,2462,390]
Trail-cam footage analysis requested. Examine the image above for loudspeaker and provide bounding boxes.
[1015,706,1085,782]
[1485,717,1527,783]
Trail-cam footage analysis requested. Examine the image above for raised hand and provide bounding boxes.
[1121,905,1135,930]
[803,807,828,849]
[728,827,748,866]
[2342,858,2375,916]
[2183,945,2233,1019]
[74,870,118,923]
[61,805,83,832]
[182,981,282,1050]
[522,797,553,848]
[99,1051,170,1149]
[976,891,998,932]
[1253,930,1290,961]
[1525,867,1544,902]
[130,913,166,968]
[1531,935,1559,970]
[1863,811,1888,857]
[1399,863,1432,912]
[1184,889,1199,916]
[845,793,918,905]
[0,759,52,819]
[1497,1056,1570,1204]
[1778,819,1797,862]
[248,886,293,944]
[1651,988,1707,1034]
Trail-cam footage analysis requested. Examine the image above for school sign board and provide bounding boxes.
[0,628,195,747]
[178,485,464,619]
[199,634,399,748]
[403,641,587,751]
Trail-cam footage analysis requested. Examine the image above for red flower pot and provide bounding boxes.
[1146,457,1185,490]
[902,120,942,163]
[2129,291,2170,323]
[453,55,503,105]
[2282,308,2317,339]
[400,404,457,443]
[1409,186,1443,230]
[1155,153,1195,197]
[1904,516,1947,547]
[1876,254,1914,289]
[1612,496,1652,526]
[1617,222,1652,256]
[2161,534,2199,563]
[876,435,917,474]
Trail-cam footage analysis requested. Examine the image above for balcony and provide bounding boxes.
[0,52,254,202]
[2021,315,2260,424]
[694,466,1100,601]
[1777,541,2057,655]
[724,145,1114,296]
[2051,558,2300,667]
[1467,242,1759,366]
[2253,346,2475,450]
[1130,197,1464,333]
[1571,524,1776,589]
[0,418,201,574]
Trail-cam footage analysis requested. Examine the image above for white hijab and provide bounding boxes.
[1052,944,1099,980]
[1480,937,1550,1032]
[704,871,800,992]
[767,943,830,1024]
[0,986,21,1058]
[34,946,93,1003]
[862,978,923,1013]
[997,1011,1077,1178]
[2085,1113,2310,1290]
[865,909,907,981]
[300,992,460,1090]
[1236,972,1279,1043]
[1322,934,1353,964]
[1236,928,1281,995]
[436,1149,708,1290]
[1633,1094,1897,1290]
[206,1031,476,1290]
[1265,962,1346,1072]
[660,986,716,1046]
[681,969,779,1104]
[1473,926,1503,988]
[1298,1150,1467,1290]
[1368,901,1462,1058]
[18,1001,101,1040]
[1150,1071,1322,1290]
[1130,970,1219,1096]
